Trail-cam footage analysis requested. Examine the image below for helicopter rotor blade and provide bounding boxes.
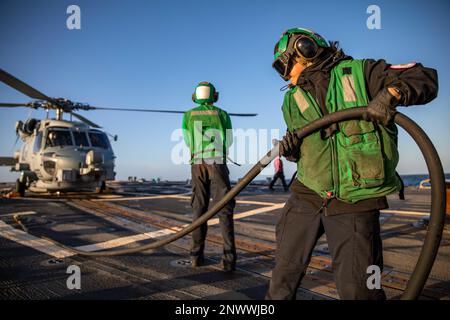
[0,68,258,117]
[70,112,102,128]
[0,69,58,105]
[89,107,186,114]
[228,113,258,117]
[0,103,31,108]
[88,106,257,117]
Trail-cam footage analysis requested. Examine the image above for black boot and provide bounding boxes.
[222,260,236,272]
[191,255,205,267]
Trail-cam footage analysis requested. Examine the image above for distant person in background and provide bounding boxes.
[182,81,236,272]
[269,139,288,191]
[396,172,405,200]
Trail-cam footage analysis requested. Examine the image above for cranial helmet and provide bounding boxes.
[273,28,329,80]
[192,82,219,104]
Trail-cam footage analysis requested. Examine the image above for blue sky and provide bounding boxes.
[0,0,449,181]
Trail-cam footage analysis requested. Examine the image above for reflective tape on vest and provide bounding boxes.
[293,89,310,113]
[342,75,357,102]
[190,110,219,116]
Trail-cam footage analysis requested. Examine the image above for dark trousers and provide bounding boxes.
[190,163,236,263]
[269,172,288,190]
[266,195,386,300]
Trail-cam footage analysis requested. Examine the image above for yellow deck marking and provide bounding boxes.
[91,194,190,202]
[1,211,36,217]
[75,228,182,251]
[207,203,284,225]
[93,193,282,206]
[381,209,429,217]
[0,220,74,258]
[76,203,284,251]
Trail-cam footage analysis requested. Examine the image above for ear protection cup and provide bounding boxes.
[213,91,219,102]
[192,93,196,102]
[293,35,320,61]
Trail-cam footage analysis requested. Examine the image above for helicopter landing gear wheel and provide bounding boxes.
[15,179,25,197]
[96,181,106,194]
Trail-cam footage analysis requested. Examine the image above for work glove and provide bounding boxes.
[363,88,401,126]
[278,130,302,162]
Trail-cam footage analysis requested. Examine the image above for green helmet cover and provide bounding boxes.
[274,28,329,61]
[192,82,218,104]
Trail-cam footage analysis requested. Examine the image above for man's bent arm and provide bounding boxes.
[364,59,438,106]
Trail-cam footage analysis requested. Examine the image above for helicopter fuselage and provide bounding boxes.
[13,118,116,193]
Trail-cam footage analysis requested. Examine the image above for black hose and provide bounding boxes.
[287,171,297,189]
[394,113,446,299]
[21,107,446,300]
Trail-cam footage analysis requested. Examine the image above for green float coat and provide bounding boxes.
[182,104,232,164]
[282,59,401,203]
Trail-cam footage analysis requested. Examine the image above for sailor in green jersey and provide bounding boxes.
[182,82,236,272]
[267,28,438,299]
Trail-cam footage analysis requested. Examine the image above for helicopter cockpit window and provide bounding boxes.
[45,129,73,148]
[88,132,110,149]
[73,131,89,147]
[33,132,43,153]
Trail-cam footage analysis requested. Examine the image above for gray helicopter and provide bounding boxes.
[0,69,257,196]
